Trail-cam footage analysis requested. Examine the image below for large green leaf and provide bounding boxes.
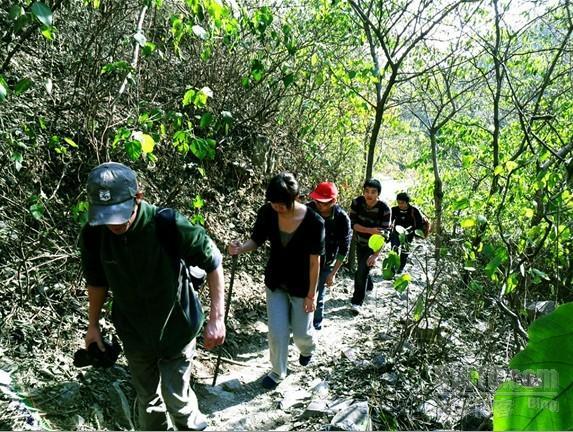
[493,302,573,430]
[31,2,53,27]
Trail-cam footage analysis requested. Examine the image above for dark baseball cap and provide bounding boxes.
[87,162,138,226]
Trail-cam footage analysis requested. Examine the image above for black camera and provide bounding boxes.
[73,336,122,368]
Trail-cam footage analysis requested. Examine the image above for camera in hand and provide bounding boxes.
[73,336,122,368]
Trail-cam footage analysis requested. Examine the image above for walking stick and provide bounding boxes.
[212,254,238,386]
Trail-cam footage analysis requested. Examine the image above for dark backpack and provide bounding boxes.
[411,207,431,238]
[155,208,206,343]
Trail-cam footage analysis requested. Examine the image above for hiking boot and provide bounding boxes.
[261,375,278,390]
[299,354,312,366]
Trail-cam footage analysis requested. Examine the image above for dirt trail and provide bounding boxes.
[192,242,432,431]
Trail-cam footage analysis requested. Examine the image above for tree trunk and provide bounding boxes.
[365,101,385,179]
[430,130,443,257]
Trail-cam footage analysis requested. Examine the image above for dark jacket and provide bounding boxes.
[306,202,351,269]
[79,201,221,356]
[251,203,325,297]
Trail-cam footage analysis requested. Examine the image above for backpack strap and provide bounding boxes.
[155,207,180,265]
[155,207,207,290]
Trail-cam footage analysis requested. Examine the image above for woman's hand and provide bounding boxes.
[303,295,316,313]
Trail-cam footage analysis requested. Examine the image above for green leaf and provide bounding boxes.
[451,197,470,211]
[101,61,131,75]
[182,89,196,106]
[192,213,205,225]
[530,268,550,284]
[382,251,400,280]
[412,294,424,320]
[63,137,78,148]
[71,200,89,225]
[393,273,411,293]
[133,131,155,154]
[494,165,504,175]
[190,137,215,160]
[29,203,45,220]
[31,2,53,27]
[200,47,211,61]
[504,273,518,295]
[505,160,518,171]
[282,73,295,88]
[124,140,142,160]
[251,59,264,81]
[8,5,25,21]
[460,218,476,229]
[41,25,54,40]
[11,152,23,171]
[193,195,205,209]
[199,112,213,129]
[470,368,480,385]
[0,77,7,102]
[493,303,573,430]
[368,234,385,252]
[142,42,156,56]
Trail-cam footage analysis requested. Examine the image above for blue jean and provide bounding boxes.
[313,267,331,329]
[352,244,374,305]
[266,287,316,382]
[125,341,207,431]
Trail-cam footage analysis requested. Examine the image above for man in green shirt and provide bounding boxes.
[79,162,225,430]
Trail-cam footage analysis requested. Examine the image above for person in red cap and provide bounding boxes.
[307,182,351,330]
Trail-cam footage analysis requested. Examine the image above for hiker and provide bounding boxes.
[349,178,391,312]
[228,172,325,389]
[306,182,351,330]
[79,162,225,431]
[390,192,424,273]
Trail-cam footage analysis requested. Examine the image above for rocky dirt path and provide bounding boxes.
[192,242,432,431]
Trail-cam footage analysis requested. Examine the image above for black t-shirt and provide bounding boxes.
[251,203,325,297]
[391,205,423,231]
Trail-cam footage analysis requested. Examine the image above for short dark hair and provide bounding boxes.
[396,192,410,202]
[363,178,381,194]
[266,172,299,208]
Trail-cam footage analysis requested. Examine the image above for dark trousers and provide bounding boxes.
[352,244,374,306]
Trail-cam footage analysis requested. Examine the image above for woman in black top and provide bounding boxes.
[229,173,325,389]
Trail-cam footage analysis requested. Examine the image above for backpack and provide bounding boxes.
[155,208,206,343]
[412,207,431,238]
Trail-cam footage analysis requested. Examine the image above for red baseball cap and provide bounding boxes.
[309,182,338,202]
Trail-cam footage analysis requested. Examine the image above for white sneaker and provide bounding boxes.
[350,304,362,314]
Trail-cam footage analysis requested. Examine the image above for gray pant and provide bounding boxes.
[266,287,316,382]
[125,341,207,431]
